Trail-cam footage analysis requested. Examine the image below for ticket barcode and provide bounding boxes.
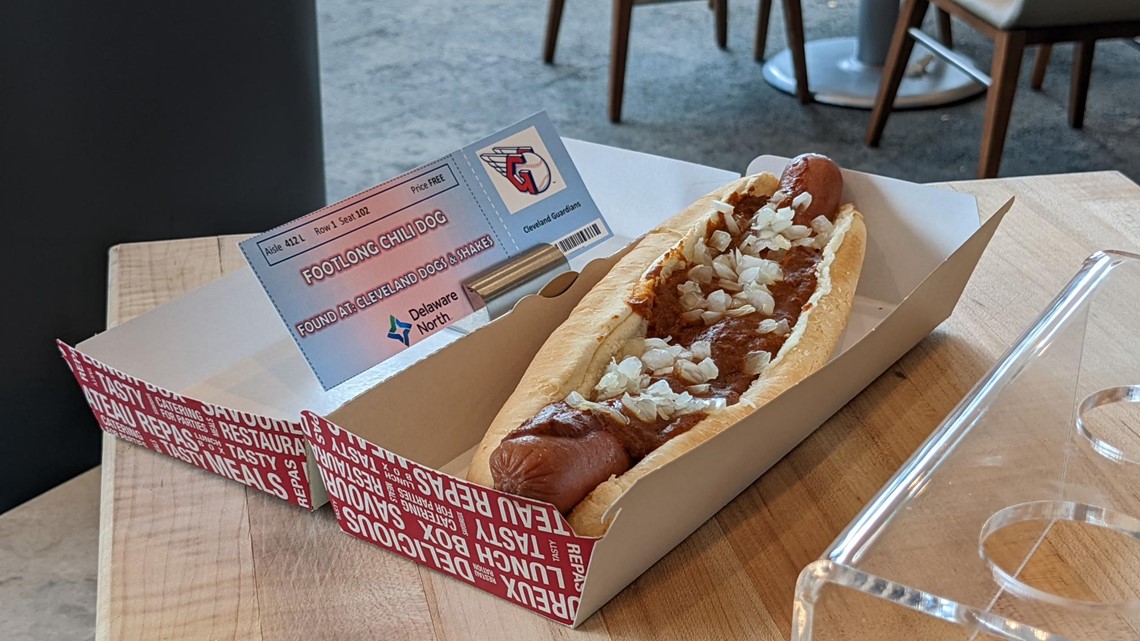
[555,220,605,255]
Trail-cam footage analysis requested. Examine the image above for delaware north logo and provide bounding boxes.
[479,147,551,195]
[475,125,565,215]
[387,315,412,347]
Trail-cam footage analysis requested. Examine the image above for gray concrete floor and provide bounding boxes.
[317,0,1139,203]
[0,469,99,641]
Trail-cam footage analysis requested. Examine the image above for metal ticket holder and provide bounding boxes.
[451,244,573,334]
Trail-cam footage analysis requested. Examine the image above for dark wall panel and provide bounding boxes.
[0,0,326,510]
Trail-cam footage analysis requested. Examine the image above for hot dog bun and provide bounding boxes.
[468,163,866,536]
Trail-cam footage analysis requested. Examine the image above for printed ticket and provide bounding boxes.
[240,113,612,389]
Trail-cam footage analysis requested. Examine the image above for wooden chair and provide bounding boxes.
[544,0,728,123]
[754,0,810,103]
[866,0,1140,178]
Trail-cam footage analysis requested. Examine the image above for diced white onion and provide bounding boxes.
[617,355,643,378]
[697,357,719,381]
[736,253,764,271]
[693,237,712,264]
[811,215,834,235]
[706,289,731,313]
[677,359,705,384]
[744,350,772,376]
[680,309,705,323]
[766,235,793,251]
[722,210,741,235]
[679,292,706,311]
[756,318,789,335]
[693,218,709,244]
[711,199,734,214]
[704,397,728,412]
[752,207,776,230]
[712,254,736,280]
[594,356,643,399]
[567,392,629,424]
[709,230,732,253]
[792,192,813,211]
[643,337,671,350]
[589,401,630,424]
[640,348,675,371]
[678,280,702,296]
[717,278,743,293]
[783,225,811,240]
[690,340,712,360]
[687,384,710,394]
[725,304,756,318]
[741,287,776,315]
[621,393,658,423]
[688,264,714,284]
[761,261,783,283]
[593,372,623,399]
[674,401,700,416]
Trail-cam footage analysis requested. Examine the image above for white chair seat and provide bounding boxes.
[867,0,1140,178]
[954,0,1140,29]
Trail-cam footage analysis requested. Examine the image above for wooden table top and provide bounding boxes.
[95,171,1140,640]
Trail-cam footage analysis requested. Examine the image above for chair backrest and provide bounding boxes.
[956,0,1140,29]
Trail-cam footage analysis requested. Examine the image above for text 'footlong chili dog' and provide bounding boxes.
[466,154,866,536]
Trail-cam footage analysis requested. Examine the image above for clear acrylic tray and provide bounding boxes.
[794,251,1140,640]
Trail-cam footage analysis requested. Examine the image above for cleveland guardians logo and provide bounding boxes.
[476,126,565,215]
[479,146,552,195]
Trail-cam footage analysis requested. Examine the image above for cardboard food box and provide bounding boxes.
[59,143,1010,626]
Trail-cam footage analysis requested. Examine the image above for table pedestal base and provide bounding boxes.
[762,36,985,109]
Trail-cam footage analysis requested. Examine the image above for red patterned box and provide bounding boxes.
[59,149,1008,625]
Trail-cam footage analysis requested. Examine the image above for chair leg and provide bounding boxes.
[978,31,1026,178]
[610,0,633,123]
[781,0,811,103]
[1069,39,1095,129]
[543,0,567,63]
[935,8,953,48]
[755,0,773,61]
[1030,43,1051,90]
[715,0,728,49]
[866,0,930,147]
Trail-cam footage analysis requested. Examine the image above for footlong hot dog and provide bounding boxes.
[467,154,866,536]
